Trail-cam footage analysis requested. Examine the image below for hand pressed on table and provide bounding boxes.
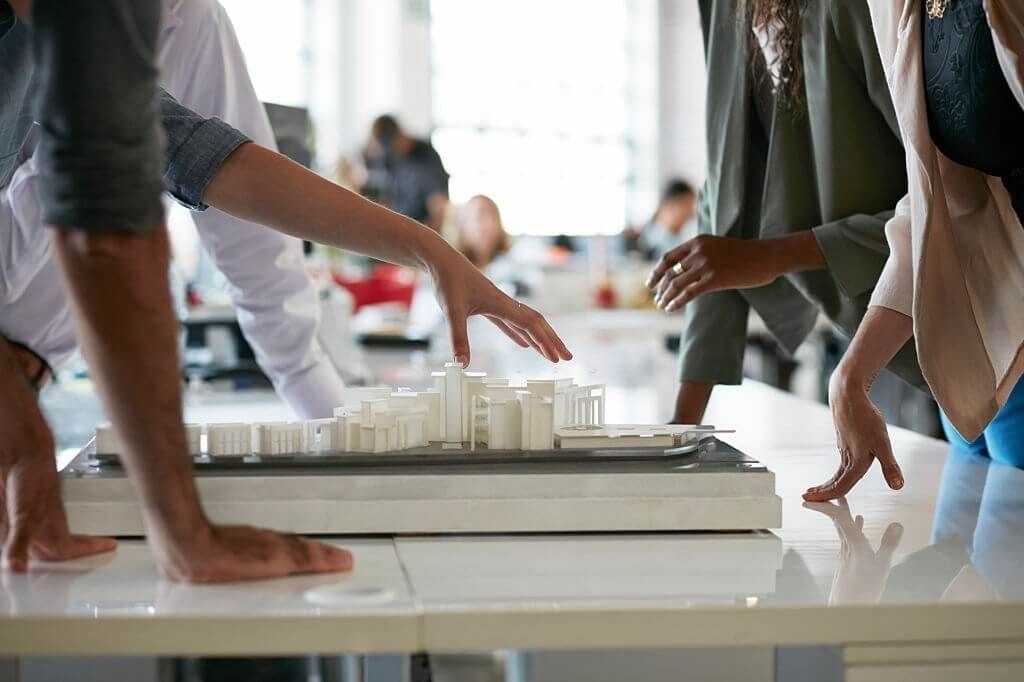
[0,338,116,572]
[804,307,913,502]
[154,524,353,584]
[803,370,904,502]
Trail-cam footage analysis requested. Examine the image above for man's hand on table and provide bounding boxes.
[0,339,117,572]
[153,524,353,584]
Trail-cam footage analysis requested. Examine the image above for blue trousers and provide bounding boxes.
[941,378,1024,467]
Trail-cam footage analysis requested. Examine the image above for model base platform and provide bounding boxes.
[61,438,782,536]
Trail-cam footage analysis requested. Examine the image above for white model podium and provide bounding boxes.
[61,438,781,536]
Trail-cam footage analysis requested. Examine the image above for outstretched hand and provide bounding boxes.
[804,373,904,502]
[429,251,572,366]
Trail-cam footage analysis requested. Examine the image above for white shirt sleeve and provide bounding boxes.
[868,193,913,317]
[157,0,346,418]
[0,154,79,370]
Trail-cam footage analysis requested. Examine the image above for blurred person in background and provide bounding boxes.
[360,114,450,233]
[452,195,511,270]
[630,179,697,260]
[647,0,925,425]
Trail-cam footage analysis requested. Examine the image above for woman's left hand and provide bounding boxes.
[646,235,783,312]
[804,370,905,502]
[428,248,572,367]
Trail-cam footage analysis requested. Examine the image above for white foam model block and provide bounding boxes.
[444,363,464,445]
[255,422,304,456]
[62,441,782,535]
[94,424,121,454]
[207,423,252,457]
[555,425,681,450]
[184,424,203,456]
[304,418,339,454]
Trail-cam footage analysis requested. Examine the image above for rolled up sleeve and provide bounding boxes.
[868,194,913,317]
[813,210,893,299]
[158,90,249,211]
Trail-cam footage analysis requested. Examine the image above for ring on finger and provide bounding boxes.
[671,262,687,276]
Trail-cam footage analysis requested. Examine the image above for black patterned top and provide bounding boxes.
[923,0,1024,220]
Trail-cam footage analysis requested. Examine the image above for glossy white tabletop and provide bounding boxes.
[7,311,1024,654]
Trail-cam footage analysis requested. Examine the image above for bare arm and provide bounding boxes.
[205,143,572,366]
[0,332,116,571]
[671,381,714,425]
[51,228,207,565]
[50,227,352,581]
[804,305,913,502]
[206,143,445,271]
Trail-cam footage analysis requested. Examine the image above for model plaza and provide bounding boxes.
[95,363,701,457]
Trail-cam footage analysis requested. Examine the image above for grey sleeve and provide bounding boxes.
[158,89,250,211]
[32,0,165,233]
[675,183,750,385]
[677,289,750,385]
[812,210,893,299]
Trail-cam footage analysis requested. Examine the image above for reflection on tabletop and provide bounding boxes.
[804,446,1023,605]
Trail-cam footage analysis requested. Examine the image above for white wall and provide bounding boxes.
[657,0,708,189]
[227,0,707,201]
[318,0,433,170]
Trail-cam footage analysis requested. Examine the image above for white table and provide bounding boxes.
[12,313,1024,681]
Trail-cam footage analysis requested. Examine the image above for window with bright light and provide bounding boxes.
[219,0,312,107]
[431,0,650,236]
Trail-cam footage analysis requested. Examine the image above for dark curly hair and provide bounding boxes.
[744,0,808,109]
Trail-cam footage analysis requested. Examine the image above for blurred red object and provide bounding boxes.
[594,277,618,309]
[332,265,417,312]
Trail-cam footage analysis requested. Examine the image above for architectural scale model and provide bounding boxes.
[94,363,705,457]
[70,364,780,536]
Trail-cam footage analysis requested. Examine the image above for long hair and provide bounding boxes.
[744,0,808,109]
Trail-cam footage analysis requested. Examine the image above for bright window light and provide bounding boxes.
[219,0,312,107]
[431,0,637,236]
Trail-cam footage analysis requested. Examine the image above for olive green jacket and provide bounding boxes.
[680,0,923,388]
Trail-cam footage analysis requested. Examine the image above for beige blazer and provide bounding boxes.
[866,0,1024,440]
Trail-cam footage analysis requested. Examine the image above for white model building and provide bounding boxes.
[184,424,203,456]
[207,423,252,456]
[95,364,710,458]
[96,423,203,456]
[254,422,304,456]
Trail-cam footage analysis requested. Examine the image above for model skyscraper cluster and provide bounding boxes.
[96,363,699,457]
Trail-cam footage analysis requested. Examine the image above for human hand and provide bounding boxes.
[805,499,903,604]
[152,524,354,584]
[646,235,784,312]
[803,370,904,502]
[1,414,117,572]
[426,248,572,366]
[1,336,117,572]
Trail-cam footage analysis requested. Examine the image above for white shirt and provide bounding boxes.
[0,0,346,418]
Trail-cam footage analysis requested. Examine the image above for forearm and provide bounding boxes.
[834,305,914,389]
[204,143,450,272]
[765,232,827,275]
[672,381,715,424]
[51,228,207,544]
